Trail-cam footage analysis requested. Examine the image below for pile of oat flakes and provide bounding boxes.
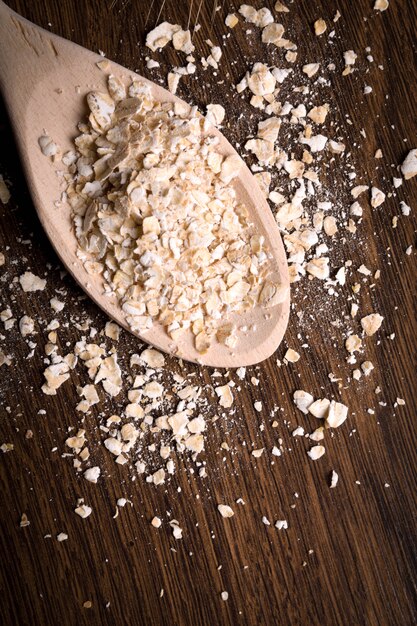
[1,0,415,549]
[47,78,282,354]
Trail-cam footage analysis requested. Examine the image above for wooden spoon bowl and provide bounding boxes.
[0,0,290,367]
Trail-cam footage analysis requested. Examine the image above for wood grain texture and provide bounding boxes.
[0,1,416,625]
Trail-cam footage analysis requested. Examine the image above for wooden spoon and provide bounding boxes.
[0,1,290,367]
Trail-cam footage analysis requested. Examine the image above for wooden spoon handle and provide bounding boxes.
[0,2,59,122]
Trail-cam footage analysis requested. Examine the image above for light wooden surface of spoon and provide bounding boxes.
[0,0,290,367]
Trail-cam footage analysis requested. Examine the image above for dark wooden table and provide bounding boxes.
[1,1,416,625]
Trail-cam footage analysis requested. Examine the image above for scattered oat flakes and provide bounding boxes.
[361,361,374,376]
[350,202,363,217]
[169,520,183,539]
[309,398,330,419]
[75,504,92,518]
[215,385,234,408]
[400,201,411,216]
[302,63,320,78]
[146,22,181,51]
[305,257,329,279]
[361,313,383,336]
[218,504,234,518]
[351,185,369,199]
[328,140,345,154]
[146,59,160,69]
[307,445,325,460]
[42,361,70,395]
[19,315,35,336]
[246,62,276,96]
[357,264,371,276]
[330,470,339,488]
[66,430,86,451]
[345,334,362,353]
[252,448,264,458]
[262,23,285,46]
[310,427,324,442]
[38,135,59,158]
[96,59,110,71]
[84,466,101,483]
[314,19,327,36]
[104,437,123,456]
[104,321,120,340]
[275,520,288,530]
[167,72,180,94]
[172,29,194,55]
[323,216,338,236]
[371,187,386,208]
[284,348,300,363]
[300,134,328,153]
[239,5,274,28]
[19,271,46,292]
[343,50,357,67]
[293,390,314,414]
[76,383,100,410]
[326,401,348,429]
[374,0,389,10]
[20,513,30,528]
[225,13,239,28]
[401,149,417,180]
[275,1,289,12]
[152,468,166,485]
[140,348,165,368]
[206,104,226,127]
[308,104,328,124]
[50,297,65,312]
[292,426,305,437]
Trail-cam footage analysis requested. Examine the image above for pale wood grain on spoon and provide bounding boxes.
[0,0,290,367]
